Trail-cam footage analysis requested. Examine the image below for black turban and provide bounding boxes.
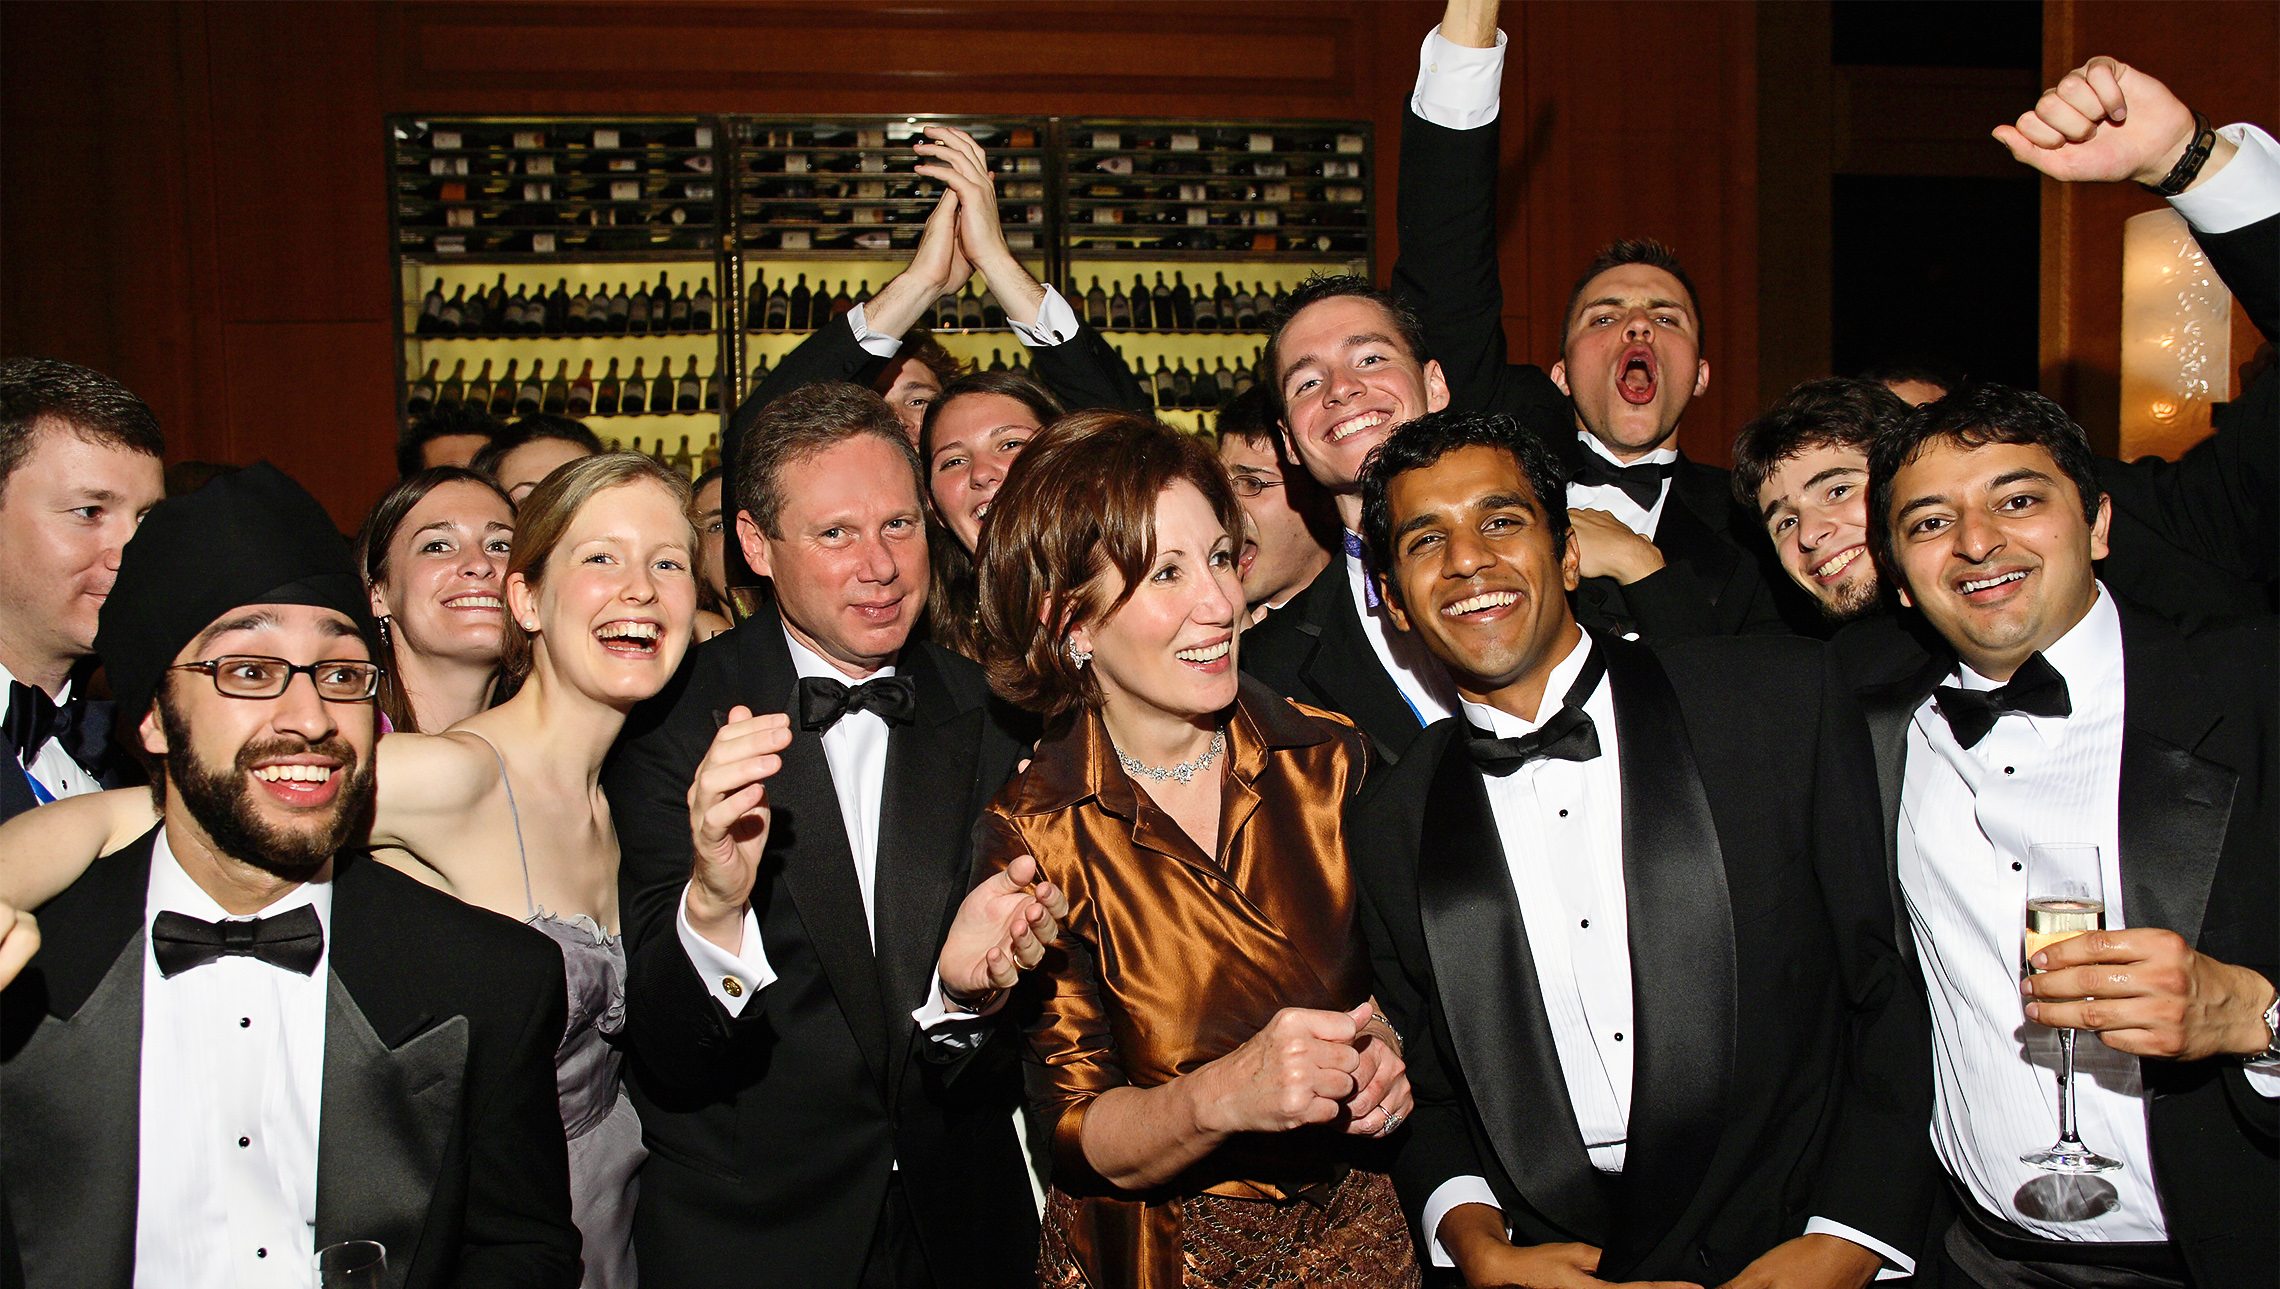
[96,461,378,721]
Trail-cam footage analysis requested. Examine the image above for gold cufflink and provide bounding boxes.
[722,976,744,998]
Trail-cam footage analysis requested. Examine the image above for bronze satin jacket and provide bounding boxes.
[974,677,1378,1286]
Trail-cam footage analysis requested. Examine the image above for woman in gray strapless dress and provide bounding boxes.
[530,912,644,1289]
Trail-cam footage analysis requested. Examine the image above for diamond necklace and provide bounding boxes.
[1115,727,1226,785]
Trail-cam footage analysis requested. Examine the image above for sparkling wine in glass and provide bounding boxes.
[315,1240,387,1289]
[2020,842,2122,1174]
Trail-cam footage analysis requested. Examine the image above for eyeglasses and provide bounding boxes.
[1228,473,1284,498]
[169,656,385,703]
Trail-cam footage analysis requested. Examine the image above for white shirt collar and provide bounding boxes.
[781,623,898,684]
[1461,629,1597,738]
[145,823,332,932]
[1578,431,1678,469]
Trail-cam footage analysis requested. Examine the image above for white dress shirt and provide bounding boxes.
[136,828,330,1289]
[1568,433,1677,541]
[1418,632,1908,1275]
[1411,25,1506,132]
[677,627,978,1037]
[2168,123,2280,235]
[1343,540,1458,728]
[850,284,1082,357]
[0,662,101,803]
[1901,586,2166,1241]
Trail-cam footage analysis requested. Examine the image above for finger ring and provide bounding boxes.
[1379,1112,1403,1136]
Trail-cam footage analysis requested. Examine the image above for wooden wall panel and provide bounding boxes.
[2040,0,2279,456]
[220,319,402,528]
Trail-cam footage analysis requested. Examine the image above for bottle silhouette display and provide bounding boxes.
[620,358,648,414]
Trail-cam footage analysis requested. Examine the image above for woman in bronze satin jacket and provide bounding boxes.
[949,410,1421,1289]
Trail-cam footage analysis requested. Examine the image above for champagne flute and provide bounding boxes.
[2020,842,2122,1174]
[315,1240,387,1289]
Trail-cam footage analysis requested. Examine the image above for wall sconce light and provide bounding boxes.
[2119,208,2232,461]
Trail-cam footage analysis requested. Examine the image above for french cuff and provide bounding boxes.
[2243,1060,2280,1098]
[912,968,1007,1031]
[676,881,775,1016]
[1410,27,1507,131]
[1008,286,1081,348]
[846,302,904,358]
[2169,123,2280,234]
[1420,1175,1501,1268]
[1803,1217,1916,1279]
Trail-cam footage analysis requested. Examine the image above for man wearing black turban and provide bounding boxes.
[1,463,580,1289]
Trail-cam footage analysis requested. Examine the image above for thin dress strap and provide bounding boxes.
[464,729,537,919]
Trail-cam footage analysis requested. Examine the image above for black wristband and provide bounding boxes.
[2140,110,2216,197]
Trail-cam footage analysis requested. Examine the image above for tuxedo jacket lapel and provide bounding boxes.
[2114,607,2233,947]
[871,649,981,1097]
[315,973,466,1289]
[1413,733,1611,1241]
[1656,464,1742,593]
[0,932,143,1289]
[771,700,891,1087]
[1600,638,1736,1268]
[0,747,37,822]
[1294,570,1423,760]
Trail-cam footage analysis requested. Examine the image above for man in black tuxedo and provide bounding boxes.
[1388,0,1786,645]
[1737,57,2278,635]
[605,382,1045,1288]
[0,358,166,823]
[0,462,578,1289]
[1347,410,1931,1288]
[1848,385,2276,1289]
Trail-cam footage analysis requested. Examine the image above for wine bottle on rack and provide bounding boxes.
[466,359,495,412]
[595,357,622,416]
[658,281,685,332]
[620,358,648,415]
[580,285,607,333]
[934,283,958,331]
[790,274,813,331]
[1213,356,1235,401]
[500,285,525,333]
[1232,283,1256,330]
[519,284,544,335]
[461,283,489,336]
[568,359,595,416]
[671,435,694,477]
[692,280,715,331]
[605,283,631,333]
[438,285,466,334]
[703,356,723,411]
[988,349,1007,372]
[407,359,440,416]
[1151,356,1174,407]
[745,274,767,332]
[676,355,702,412]
[1214,273,1236,328]
[546,280,571,335]
[542,360,571,414]
[854,280,872,309]
[748,352,773,386]
[438,358,468,409]
[516,363,545,416]
[487,274,510,334]
[1171,358,1194,407]
[491,359,520,415]
[1151,274,1173,330]
[766,277,790,330]
[1269,282,1291,314]
[417,279,447,335]
[981,287,1006,329]
[957,284,984,330]
[1231,354,1254,397]
[1170,273,1195,329]
[1192,282,1218,331]
[622,279,649,333]
[1085,277,1108,328]
[828,282,853,322]
[701,433,722,472]
[650,356,676,413]
[650,271,675,330]
[1108,281,1131,329]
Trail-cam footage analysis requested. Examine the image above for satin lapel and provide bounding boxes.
[872,653,981,1097]
[315,973,466,1289]
[1600,639,1735,1270]
[1297,573,1422,760]
[1655,465,1741,593]
[1859,666,1941,973]
[0,933,142,1289]
[770,695,891,1086]
[1413,732,1611,1240]
[2114,608,2232,947]
[0,748,36,822]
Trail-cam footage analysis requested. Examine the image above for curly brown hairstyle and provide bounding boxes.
[974,409,1241,720]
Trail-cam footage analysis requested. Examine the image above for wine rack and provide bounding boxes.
[388,114,1374,456]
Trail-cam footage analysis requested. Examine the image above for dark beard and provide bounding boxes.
[1819,574,1884,624]
[158,697,375,881]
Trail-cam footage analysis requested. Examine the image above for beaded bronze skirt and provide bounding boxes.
[1036,1168,1421,1289]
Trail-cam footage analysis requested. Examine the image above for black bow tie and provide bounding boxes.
[5,680,92,773]
[151,905,325,978]
[1466,643,1607,775]
[1570,452,1675,512]
[797,674,917,733]
[1932,652,2072,749]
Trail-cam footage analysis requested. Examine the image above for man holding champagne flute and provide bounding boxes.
[1855,383,2278,1288]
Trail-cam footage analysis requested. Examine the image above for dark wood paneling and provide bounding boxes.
[220,319,400,530]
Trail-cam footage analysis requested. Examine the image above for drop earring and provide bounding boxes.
[1067,638,1091,668]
